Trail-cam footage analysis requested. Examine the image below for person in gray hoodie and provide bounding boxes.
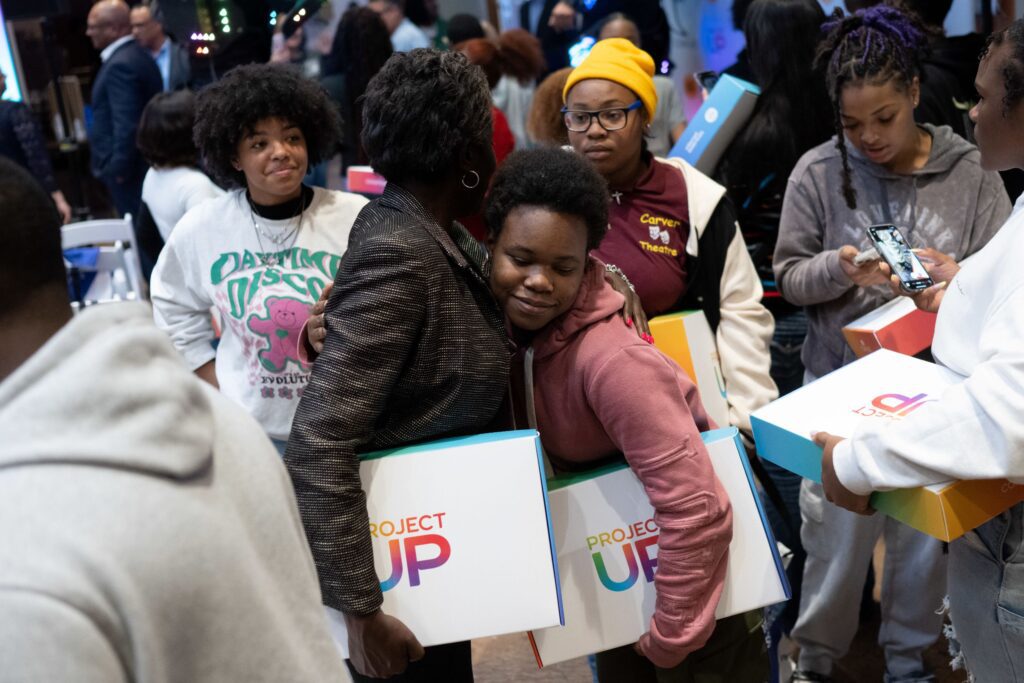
[0,157,349,682]
[773,6,1010,683]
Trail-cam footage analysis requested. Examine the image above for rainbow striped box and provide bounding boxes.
[751,350,1024,541]
[527,428,789,667]
[649,310,730,428]
[325,431,562,656]
[843,296,937,358]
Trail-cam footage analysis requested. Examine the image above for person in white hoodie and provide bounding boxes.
[150,64,367,452]
[0,157,349,682]
[817,21,1024,683]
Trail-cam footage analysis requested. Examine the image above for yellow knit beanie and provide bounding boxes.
[563,38,657,120]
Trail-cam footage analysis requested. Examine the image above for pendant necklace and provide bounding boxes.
[249,193,305,268]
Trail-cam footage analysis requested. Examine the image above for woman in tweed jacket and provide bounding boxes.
[284,50,508,681]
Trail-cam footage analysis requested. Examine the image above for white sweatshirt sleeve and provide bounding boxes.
[833,283,1024,494]
[150,220,217,371]
[717,226,778,434]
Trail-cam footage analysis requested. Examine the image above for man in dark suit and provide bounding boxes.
[521,0,666,75]
[86,0,162,217]
[131,2,192,91]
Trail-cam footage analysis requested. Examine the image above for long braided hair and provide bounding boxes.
[815,3,929,209]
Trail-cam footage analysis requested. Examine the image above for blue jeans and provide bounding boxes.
[948,501,1024,682]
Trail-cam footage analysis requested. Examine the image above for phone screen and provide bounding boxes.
[866,225,933,291]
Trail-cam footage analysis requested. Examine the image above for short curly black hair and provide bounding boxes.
[985,20,1024,117]
[485,148,609,251]
[361,49,492,183]
[193,63,341,188]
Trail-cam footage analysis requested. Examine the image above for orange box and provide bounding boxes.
[843,296,936,358]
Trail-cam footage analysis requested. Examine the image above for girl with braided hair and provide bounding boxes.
[816,19,1024,681]
[773,4,1011,682]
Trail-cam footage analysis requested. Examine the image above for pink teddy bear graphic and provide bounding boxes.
[247,296,311,373]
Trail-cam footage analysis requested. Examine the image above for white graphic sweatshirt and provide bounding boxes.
[151,187,368,440]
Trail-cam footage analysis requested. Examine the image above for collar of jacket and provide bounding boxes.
[378,183,491,280]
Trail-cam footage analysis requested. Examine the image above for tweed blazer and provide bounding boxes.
[285,184,510,615]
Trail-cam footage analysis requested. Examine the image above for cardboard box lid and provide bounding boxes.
[844,296,928,330]
[752,349,960,448]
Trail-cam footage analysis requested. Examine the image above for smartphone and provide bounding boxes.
[866,225,934,292]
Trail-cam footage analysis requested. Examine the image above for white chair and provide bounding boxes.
[62,215,146,305]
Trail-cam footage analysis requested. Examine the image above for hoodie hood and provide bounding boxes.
[530,257,625,362]
[846,123,976,180]
[0,302,213,477]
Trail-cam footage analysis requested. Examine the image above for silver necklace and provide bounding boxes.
[249,194,305,268]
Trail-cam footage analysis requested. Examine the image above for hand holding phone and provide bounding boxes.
[852,247,879,267]
[838,245,890,288]
[866,224,934,292]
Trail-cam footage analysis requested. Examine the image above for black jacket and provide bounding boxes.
[0,101,57,192]
[285,184,511,615]
[89,38,162,184]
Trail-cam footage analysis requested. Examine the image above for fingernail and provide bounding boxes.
[626,318,633,327]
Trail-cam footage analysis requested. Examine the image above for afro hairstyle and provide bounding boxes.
[485,147,609,251]
[193,63,341,188]
[361,49,492,184]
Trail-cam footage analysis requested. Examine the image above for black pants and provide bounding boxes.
[595,611,769,683]
[346,641,473,682]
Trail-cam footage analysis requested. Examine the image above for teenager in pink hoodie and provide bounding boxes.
[486,148,765,681]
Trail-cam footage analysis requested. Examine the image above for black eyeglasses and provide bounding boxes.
[561,100,643,133]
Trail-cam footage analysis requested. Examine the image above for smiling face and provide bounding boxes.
[565,79,646,183]
[971,41,1024,172]
[489,205,589,331]
[233,117,308,205]
[838,78,919,169]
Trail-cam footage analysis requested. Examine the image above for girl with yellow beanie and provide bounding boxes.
[562,37,776,681]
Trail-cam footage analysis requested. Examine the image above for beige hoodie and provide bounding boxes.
[0,302,348,682]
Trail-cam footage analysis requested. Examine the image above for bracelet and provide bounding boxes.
[604,263,635,292]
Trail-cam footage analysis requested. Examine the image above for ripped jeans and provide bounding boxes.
[947,501,1024,682]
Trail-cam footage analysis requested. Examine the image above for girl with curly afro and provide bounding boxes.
[772,4,1011,681]
[149,63,368,451]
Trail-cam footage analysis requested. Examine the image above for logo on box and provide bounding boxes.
[370,513,451,591]
[852,392,933,419]
[587,518,659,592]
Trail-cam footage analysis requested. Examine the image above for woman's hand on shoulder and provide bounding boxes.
[603,265,653,343]
[307,282,332,355]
